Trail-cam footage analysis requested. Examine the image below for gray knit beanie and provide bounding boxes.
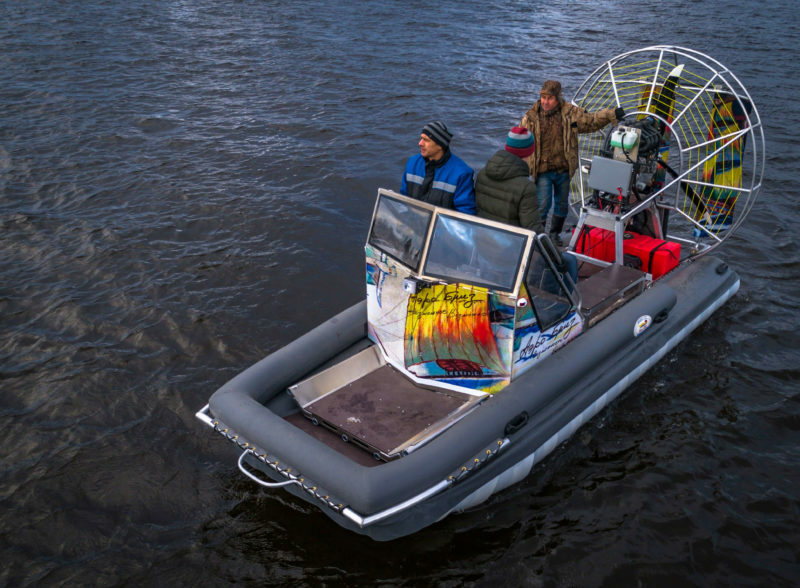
[421,121,452,149]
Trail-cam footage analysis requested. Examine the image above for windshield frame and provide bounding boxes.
[366,189,534,296]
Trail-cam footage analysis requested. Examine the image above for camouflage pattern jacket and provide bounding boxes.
[520,100,617,178]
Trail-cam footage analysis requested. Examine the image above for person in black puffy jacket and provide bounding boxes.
[475,126,544,233]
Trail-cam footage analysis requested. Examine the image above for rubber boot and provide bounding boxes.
[549,215,566,247]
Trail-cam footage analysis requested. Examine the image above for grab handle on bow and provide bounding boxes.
[237,451,299,489]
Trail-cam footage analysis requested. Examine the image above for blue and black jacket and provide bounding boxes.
[401,150,476,214]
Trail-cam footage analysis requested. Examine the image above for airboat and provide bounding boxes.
[196,46,765,541]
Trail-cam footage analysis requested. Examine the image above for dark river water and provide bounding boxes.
[3,1,799,585]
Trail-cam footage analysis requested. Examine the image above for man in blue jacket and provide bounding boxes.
[401,121,476,214]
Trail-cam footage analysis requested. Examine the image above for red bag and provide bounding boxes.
[622,232,681,279]
[574,227,615,262]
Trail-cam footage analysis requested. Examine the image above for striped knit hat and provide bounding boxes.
[505,126,535,158]
[422,121,452,149]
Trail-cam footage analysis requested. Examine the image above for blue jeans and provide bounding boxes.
[536,170,570,220]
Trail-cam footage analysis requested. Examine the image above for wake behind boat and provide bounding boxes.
[196,46,764,541]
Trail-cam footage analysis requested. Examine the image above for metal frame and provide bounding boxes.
[367,189,536,297]
[569,45,765,258]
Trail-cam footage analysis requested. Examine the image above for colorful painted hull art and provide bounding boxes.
[404,283,507,377]
[512,312,582,377]
[366,245,518,394]
[365,240,581,395]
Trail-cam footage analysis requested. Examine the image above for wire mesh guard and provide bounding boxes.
[570,45,765,255]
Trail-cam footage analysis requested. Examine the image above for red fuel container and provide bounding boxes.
[574,227,615,262]
[622,232,681,279]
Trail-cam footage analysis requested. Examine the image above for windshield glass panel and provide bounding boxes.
[368,193,432,270]
[423,215,527,291]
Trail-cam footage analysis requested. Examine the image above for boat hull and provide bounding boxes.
[202,254,739,540]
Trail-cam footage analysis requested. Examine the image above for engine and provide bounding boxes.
[607,115,663,191]
[587,115,668,214]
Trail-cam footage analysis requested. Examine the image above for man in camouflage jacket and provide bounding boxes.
[520,80,622,245]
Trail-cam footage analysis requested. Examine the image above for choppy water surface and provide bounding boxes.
[2,1,799,585]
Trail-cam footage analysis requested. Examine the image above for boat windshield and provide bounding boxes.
[423,214,528,292]
[367,192,433,271]
[367,190,533,295]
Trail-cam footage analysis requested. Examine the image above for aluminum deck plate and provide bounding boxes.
[303,364,476,460]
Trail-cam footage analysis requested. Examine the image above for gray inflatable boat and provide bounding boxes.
[196,47,764,541]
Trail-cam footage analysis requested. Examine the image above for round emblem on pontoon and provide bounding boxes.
[517,298,528,307]
[634,315,652,336]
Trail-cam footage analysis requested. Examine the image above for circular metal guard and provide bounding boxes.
[570,45,765,255]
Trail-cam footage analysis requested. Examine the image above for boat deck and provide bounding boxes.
[576,262,647,325]
[298,363,482,462]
